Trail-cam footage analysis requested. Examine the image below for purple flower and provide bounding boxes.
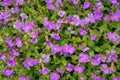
[45,0,52,3]
[91,72,98,79]
[70,31,75,34]
[79,28,87,36]
[79,18,89,27]
[47,3,55,10]
[112,76,120,80]
[106,49,116,55]
[1,0,11,7]
[16,0,24,6]
[70,15,80,26]
[11,7,19,14]
[70,0,78,4]
[110,13,120,21]
[0,10,10,24]
[79,19,87,27]
[43,17,48,26]
[104,16,111,22]
[110,0,118,6]
[108,10,113,15]
[90,34,96,40]
[0,53,6,61]
[100,64,110,74]
[42,54,50,63]
[18,74,30,80]
[95,77,105,80]
[87,13,95,23]
[91,72,105,80]
[23,58,34,68]
[116,8,120,19]
[74,65,85,73]
[55,19,62,30]
[20,13,28,21]
[93,2,104,11]
[61,44,75,55]
[30,31,38,39]
[33,59,40,65]
[56,68,64,74]
[58,10,65,17]
[67,27,71,31]
[43,17,55,30]
[51,44,61,55]
[39,68,49,75]
[45,40,52,45]
[7,58,16,67]
[68,45,75,54]
[108,32,119,42]
[65,15,72,23]
[2,68,14,76]
[81,46,89,52]
[10,49,19,57]
[66,63,74,72]
[0,53,2,58]
[100,55,107,62]
[30,28,40,44]
[13,21,22,29]
[31,37,38,43]
[91,54,101,66]
[1,55,6,61]
[4,36,10,43]
[50,33,60,40]
[27,0,31,3]
[50,72,60,80]
[7,40,15,50]
[78,53,90,63]
[83,1,91,9]
[22,22,33,33]
[55,0,62,7]
[16,37,22,47]
[106,49,118,63]
[94,11,103,20]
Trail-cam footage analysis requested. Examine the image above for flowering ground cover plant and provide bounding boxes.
[0,0,120,80]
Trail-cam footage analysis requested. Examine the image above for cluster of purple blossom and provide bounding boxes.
[77,48,118,77]
[91,72,105,80]
[51,44,75,55]
[91,71,120,80]
[43,17,63,30]
[110,0,119,6]
[39,65,64,80]
[18,74,30,80]
[66,63,85,73]
[45,0,63,10]
[0,0,43,78]
[62,1,104,27]
[0,0,120,80]
[5,36,22,49]
[0,0,25,24]
[104,8,120,22]
[23,58,40,68]
[13,14,34,32]
[90,49,118,66]
[0,10,10,24]
[108,31,120,44]
[100,64,115,74]
[1,0,24,7]
[0,36,21,76]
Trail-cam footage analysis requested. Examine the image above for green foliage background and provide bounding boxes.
[0,0,120,80]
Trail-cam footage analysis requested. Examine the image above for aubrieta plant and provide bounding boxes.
[0,0,120,80]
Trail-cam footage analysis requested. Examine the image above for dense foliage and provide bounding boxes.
[0,0,120,80]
